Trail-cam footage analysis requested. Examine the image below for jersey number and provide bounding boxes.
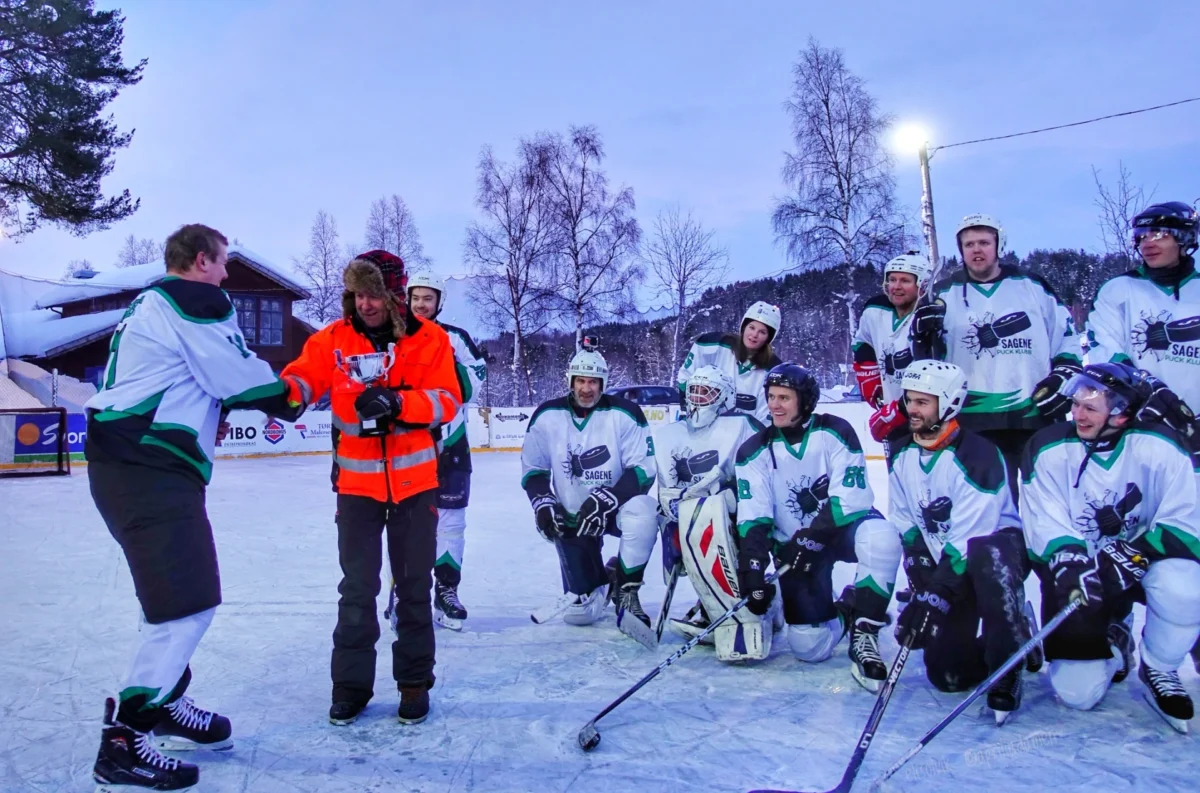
[646,437,655,457]
[738,479,752,501]
[842,466,867,489]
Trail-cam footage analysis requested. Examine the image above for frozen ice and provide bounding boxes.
[0,453,1195,792]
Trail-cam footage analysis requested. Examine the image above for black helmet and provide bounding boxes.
[1062,362,1151,418]
[764,363,820,424]
[1131,201,1198,254]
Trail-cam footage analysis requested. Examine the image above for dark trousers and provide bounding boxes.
[332,490,438,705]
[978,429,1034,502]
[778,521,859,626]
[1034,562,1139,662]
[910,529,1031,692]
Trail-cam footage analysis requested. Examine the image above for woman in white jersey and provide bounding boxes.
[676,301,783,423]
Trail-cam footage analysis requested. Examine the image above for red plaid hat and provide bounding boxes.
[355,249,407,295]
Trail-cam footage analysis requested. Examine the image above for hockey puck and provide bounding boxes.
[993,311,1032,339]
[578,723,601,752]
[1166,315,1200,343]
[580,445,611,470]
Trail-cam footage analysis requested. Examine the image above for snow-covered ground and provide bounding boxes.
[1,453,1195,792]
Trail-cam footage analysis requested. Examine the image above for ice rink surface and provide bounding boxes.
[1,452,1195,792]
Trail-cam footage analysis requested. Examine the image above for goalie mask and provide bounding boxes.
[685,366,735,430]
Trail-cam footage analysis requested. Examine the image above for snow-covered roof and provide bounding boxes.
[33,245,308,309]
[3,308,125,359]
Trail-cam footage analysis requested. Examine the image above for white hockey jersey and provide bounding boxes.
[735,414,878,544]
[438,323,486,450]
[1021,422,1200,564]
[654,411,765,491]
[84,277,298,484]
[1086,264,1200,412]
[677,332,781,423]
[888,429,1021,574]
[521,394,658,520]
[925,266,1080,431]
[854,294,918,404]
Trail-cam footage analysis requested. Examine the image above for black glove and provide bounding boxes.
[902,542,937,592]
[1032,363,1082,418]
[1050,550,1103,607]
[355,386,401,435]
[1138,375,1196,438]
[1098,540,1149,599]
[910,300,946,341]
[532,494,567,542]
[774,527,828,574]
[737,553,774,616]
[894,583,952,649]
[576,486,619,538]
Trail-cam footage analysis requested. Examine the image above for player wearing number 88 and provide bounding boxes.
[733,363,901,691]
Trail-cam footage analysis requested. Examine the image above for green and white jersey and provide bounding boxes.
[677,331,781,424]
[654,411,764,491]
[84,277,296,484]
[854,294,917,404]
[1086,262,1200,412]
[887,429,1020,574]
[929,266,1080,431]
[1020,421,1200,564]
[438,322,486,450]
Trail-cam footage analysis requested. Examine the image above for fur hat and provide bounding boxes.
[343,250,407,339]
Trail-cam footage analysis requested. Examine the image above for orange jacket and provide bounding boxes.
[283,315,461,504]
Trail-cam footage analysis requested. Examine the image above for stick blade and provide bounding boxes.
[577,722,601,752]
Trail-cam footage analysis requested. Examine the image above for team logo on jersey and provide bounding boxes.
[883,347,913,377]
[671,448,720,486]
[963,311,1033,358]
[1132,310,1200,363]
[563,444,613,483]
[784,474,830,523]
[918,494,953,543]
[1076,483,1143,545]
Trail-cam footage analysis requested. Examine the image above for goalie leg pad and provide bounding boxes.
[616,495,658,575]
[680,495,752,624]
[714,595,780,662]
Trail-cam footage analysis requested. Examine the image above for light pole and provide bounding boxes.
[894,125,939,270]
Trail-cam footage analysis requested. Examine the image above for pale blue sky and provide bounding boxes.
[2,0,1198,289]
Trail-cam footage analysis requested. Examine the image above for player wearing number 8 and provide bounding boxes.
[733,363,902,691]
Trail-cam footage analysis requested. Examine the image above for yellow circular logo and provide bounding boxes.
[16,422,41,446]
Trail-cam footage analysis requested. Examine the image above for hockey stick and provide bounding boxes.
[530,595,576,625]
[869,594,1083,790]
[654,563,682,642]
[577,564,792,752]
[747,631,918,793]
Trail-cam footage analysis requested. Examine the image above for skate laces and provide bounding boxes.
[166,696,214,732]
[134,731,181,770]
[851,629,883,665]
[619,585,648,619]
[1144,666,1188,697]
[439,585,464,611]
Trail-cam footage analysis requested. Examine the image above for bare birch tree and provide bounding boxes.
[293,209,343,323]
[1092,162,1153,257]
[772,38,906,349]
[465,139,561,405]
[643,206,728,372]
[114,234,163,268]
[364,194,431,272]
[542,126,642,350]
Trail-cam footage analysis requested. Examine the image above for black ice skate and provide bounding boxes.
[987,668,1023,726]
[434,582,467,631]
[1138,660,1193,734]
[152,696,232,752]
[615,582,657,649]
[848,618,887,693]
[93,698,199,792]
[329,701,366,726]
[398,686,430,725]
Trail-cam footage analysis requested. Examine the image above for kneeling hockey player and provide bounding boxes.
[734,364,902,689]
[889,360,1037,724]
[520,341,660,646]
[1022,362,1200,733]
[654,366,767,659]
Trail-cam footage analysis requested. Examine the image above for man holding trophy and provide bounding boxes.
[283,250,462,727]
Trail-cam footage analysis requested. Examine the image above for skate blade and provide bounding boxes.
[156,734,234,752]
[398,712,429,725]
[329,715,360,726]
[850,665,884,693]
[617,612,658,650]
[1141,690,1190,734]
[434,612,464,631]
[993,707,1014,726]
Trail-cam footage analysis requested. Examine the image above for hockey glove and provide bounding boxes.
[532,494,567,542]
[1138,374,1196,439]
[681,467,722,501]
[576,486,619,538]
[902,541,937,593]
[737,554,775,617]
[869,400,907,443]
[774,527,828,574]
[1032,363,1082,418]
[853,361,884,409]
[355,386,402,436]
[1097,540,1149,599]
[894,583,952,650]
[1050,550,1103,607]
[910,300,946,341]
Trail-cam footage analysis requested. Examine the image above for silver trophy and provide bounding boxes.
[335,344,397,436]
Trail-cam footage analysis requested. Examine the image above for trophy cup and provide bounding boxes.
[335,343,397,436]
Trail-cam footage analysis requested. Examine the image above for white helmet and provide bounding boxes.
[883,252,934,288]
[685,366,735,430]
[407,273,445,315]
[901,360,968,424]
[742,301,781,341]
[566,348,609,391]
[956,213,1007,256]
